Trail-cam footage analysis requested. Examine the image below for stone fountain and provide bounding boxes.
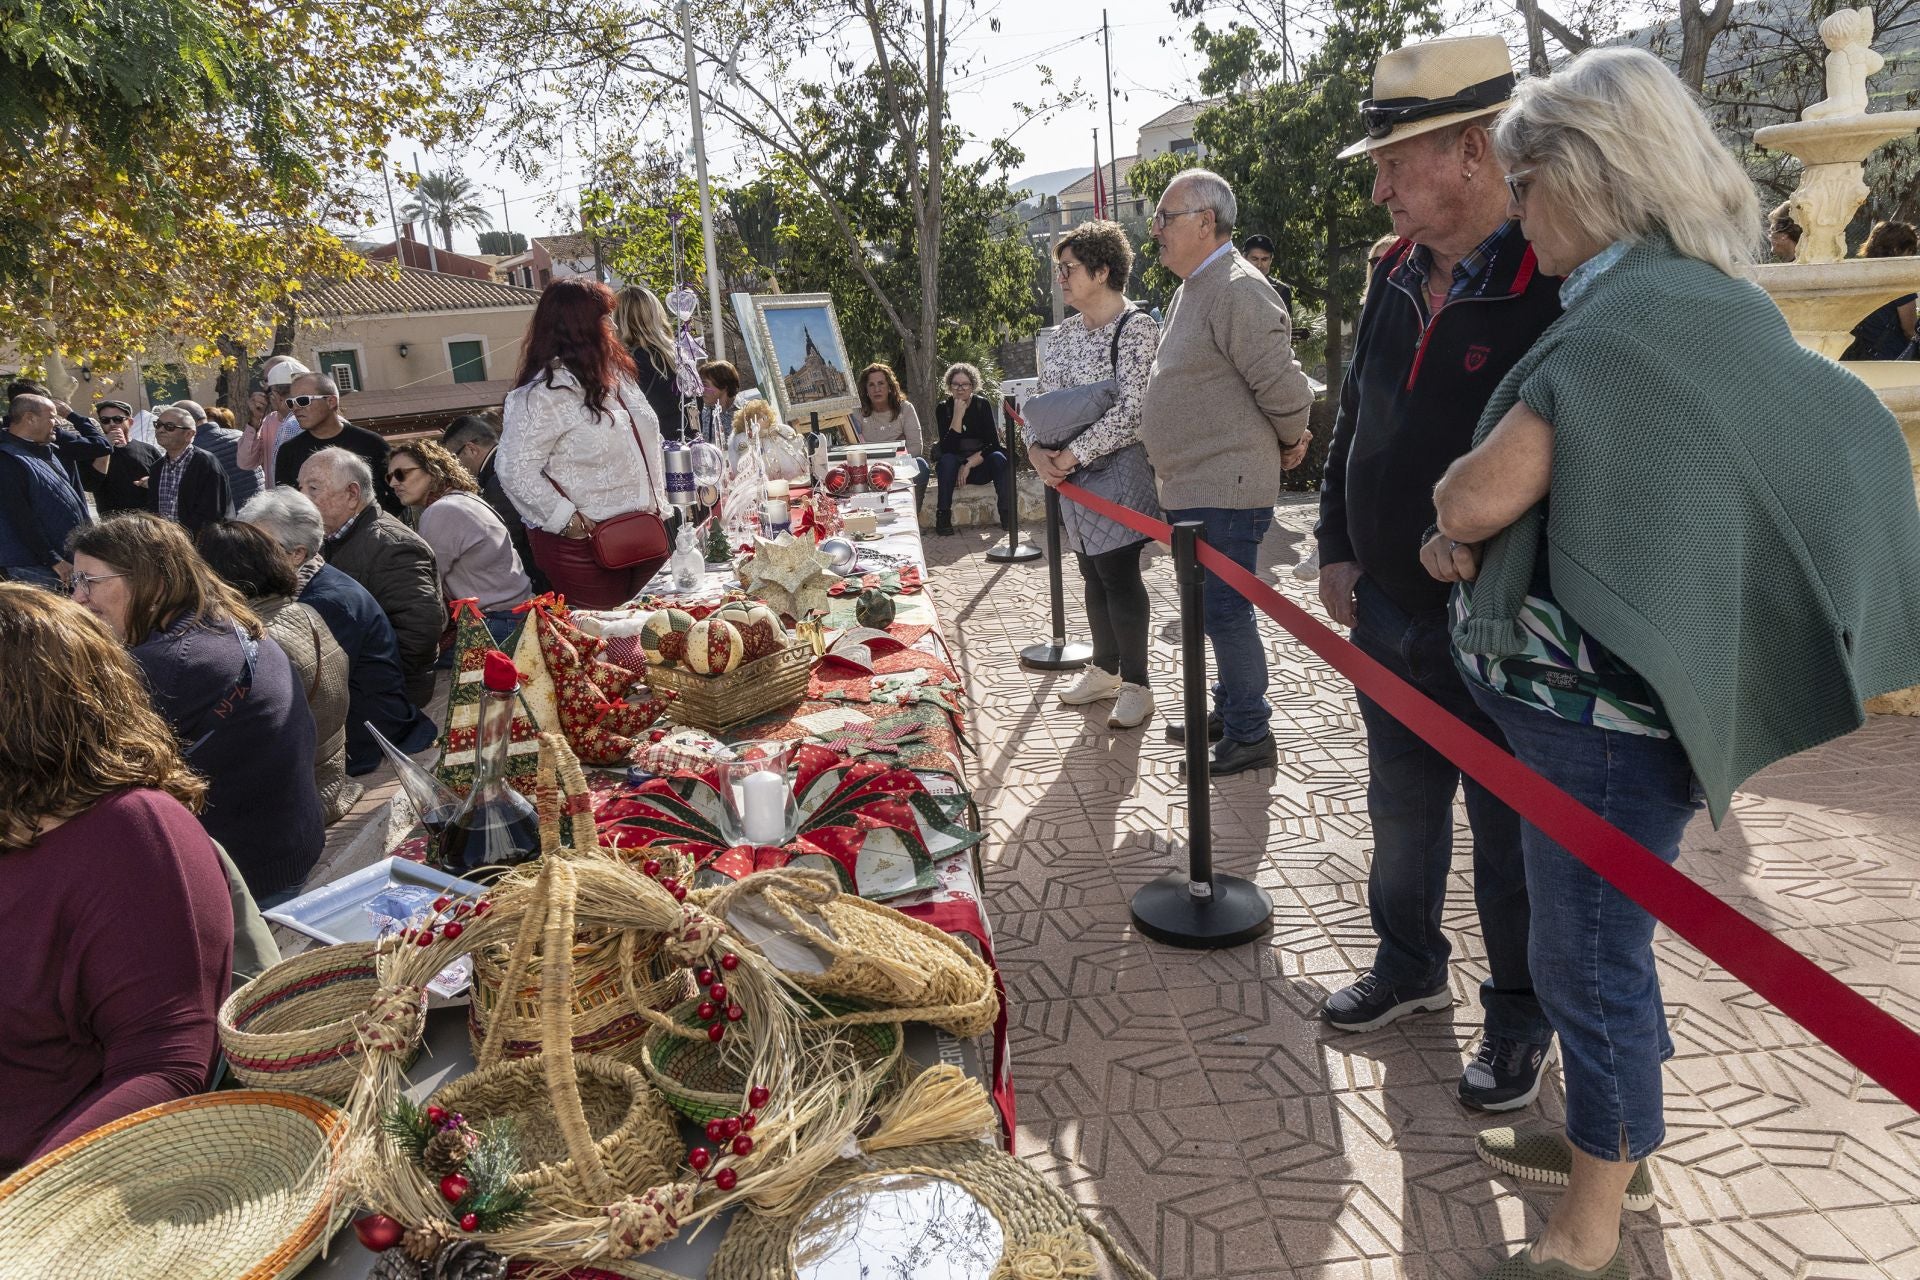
[1738,7,1920,713]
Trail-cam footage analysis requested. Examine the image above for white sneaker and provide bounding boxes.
[1058,666,1124,705]
[1291,544,1321,581]
[1108,683,1155,729]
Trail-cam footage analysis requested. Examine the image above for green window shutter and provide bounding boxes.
[449,341,486,384]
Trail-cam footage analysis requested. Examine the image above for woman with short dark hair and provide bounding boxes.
[66,513,324,897]
[0,585,234,1172]
[498,278,670,608]
[1027,219,1162,730]
[195,519,356,825]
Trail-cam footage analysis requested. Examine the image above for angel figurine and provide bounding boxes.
[1804,7,1883,121]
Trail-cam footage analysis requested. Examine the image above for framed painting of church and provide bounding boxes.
[747,292,860,425]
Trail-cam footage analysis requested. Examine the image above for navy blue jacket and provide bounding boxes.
[0,430,92,573]
[132,620,324,897]
[299,563,437,775]
[1316,229,1564,614]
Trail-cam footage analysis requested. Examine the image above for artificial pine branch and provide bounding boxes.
[379,1097,436,1162]
[456,1120,532,1230]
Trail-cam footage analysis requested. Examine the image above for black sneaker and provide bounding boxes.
[1165,712,1225,745]
[933,518,956,536]
[1458,1035,1556,1113]
[1320,970,1453,1033]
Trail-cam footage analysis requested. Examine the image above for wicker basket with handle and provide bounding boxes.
[218,940,421,1102]
[467,734,692,1062]
[646,638,812,733]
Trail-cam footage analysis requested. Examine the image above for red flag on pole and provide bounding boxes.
[1091,130,1107,221]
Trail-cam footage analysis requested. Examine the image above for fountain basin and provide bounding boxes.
[1742,257,1920,358]
[1754,111,1920,165]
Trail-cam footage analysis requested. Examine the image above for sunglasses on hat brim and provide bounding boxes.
[1359,72,1514,140]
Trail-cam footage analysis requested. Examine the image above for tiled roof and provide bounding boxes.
[1057,157,1140,201]
[344,378,515,426]
[1139,98,1221,131]
[302,266,543,317]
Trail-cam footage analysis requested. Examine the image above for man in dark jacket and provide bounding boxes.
[0,392,95,588]
[239,486,438,775]
[1312,36,1564,1112]
[147,405,234,534]
[299,446,443,708]
[85,400,163,514]
[442,413,548,594]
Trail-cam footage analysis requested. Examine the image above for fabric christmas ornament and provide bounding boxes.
[433,600,544,799]
[526,597,673,765]
[597,744,978,901]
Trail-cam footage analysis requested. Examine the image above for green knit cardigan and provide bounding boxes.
[1455,234,1920,824]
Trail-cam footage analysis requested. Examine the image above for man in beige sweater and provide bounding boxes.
[1140,168,1314,776]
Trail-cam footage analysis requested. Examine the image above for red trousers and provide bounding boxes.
[526,527,666,610]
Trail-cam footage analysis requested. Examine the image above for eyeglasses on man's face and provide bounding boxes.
[284,393,331,409]
[98,414,129,425]
[1152,207,1206,231]
[155,419,194,433]
[69,570,127,599]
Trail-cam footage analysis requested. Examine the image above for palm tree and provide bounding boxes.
[400,169,493,252]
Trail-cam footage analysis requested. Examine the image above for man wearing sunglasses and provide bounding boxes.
[272,372,402,516]
[1312,36,1564,1115]
[82,400,164,515]
[141,405,234,534]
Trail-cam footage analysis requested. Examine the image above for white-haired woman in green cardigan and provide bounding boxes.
[1419,46,1920,1280]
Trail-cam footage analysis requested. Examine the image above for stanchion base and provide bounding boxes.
[986,538,1042,563]
[1020,641,1093,671]
[1130,872,1272,949]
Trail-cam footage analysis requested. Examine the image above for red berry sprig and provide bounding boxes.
[460,1212,479,1233]
[439,1173,471,1204]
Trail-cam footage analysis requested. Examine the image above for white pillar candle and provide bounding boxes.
[740,770,788,844]
[767,478,791,501]
[846,446,866,467]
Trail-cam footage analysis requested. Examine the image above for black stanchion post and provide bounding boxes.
[1130,520,1272,948]
[987,396,1040,564]
[1019,486,1092,670]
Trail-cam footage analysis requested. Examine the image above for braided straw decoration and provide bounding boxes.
[342,732,856,1270]
[696,872,1000,1039]
[535,729,601,855]
[703,1140,1156,1280]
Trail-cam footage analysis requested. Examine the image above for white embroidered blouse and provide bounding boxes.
[498,363,668,532]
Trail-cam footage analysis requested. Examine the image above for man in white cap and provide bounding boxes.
[1312,35,1565,1113]
[237,356,310,475]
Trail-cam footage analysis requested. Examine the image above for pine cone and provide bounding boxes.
[431,1239,509,1280]
[422,1126,476,1177]
[369,1251,428,1280]
[402,1219,454,1263]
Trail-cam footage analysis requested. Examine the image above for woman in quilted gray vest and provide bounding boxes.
[1026,219,1163,731]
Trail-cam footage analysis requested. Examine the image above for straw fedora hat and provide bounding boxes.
[1338,35,1517,160]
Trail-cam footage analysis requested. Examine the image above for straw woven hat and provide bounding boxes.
[1339,35,1517,159]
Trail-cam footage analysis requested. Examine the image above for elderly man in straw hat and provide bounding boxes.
[1312,35,1566,1111]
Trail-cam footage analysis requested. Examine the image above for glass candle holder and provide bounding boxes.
[719,739,796,847]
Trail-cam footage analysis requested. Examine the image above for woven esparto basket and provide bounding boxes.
[646,638,811,733]
[218,940,418,1102]
[704,1139,1155,1280]
[713,875,999,1039]
[639,995,902,1123]
[426,1051,682,1213]
[467,930,691,1064]
[0,1090,347,1280]
[468,736,691,1062]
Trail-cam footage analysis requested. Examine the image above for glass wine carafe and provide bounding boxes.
[432,650,541,877]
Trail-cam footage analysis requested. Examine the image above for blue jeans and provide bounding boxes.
[1470,681,1703,1163]
[934,450,1010,522]
[1163,506,1273,743]
[1351,576,1547,1044]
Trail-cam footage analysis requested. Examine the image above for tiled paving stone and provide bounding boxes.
[925,493,1920,1279]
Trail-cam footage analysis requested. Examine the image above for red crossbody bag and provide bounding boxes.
[544,384,669,570]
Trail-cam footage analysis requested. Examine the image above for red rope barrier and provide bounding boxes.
[1055,478,1920,1113]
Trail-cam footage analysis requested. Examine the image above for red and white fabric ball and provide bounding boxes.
[640,608,697,667]
[685,618,746,674]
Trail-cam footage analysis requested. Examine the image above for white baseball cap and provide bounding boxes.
[263,357,311,387]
